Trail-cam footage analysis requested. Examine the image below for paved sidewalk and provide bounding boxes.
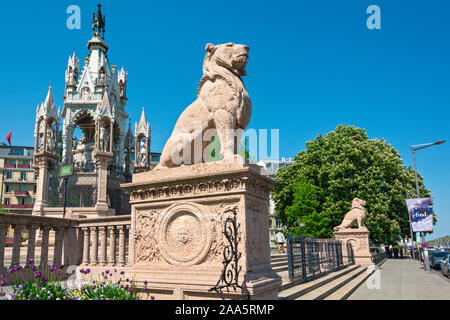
[349,259,450,300]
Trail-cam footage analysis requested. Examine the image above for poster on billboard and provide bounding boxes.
[406,197,434,232]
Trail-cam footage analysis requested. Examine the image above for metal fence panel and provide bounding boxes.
[286,236,355,282]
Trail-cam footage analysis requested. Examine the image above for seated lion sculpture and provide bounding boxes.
[334,198,367,231]
[154,42,251,170]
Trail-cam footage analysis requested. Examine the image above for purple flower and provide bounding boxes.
[8,268,15,274]
[0,291,5,297]
[27,258,34,265]
[120,271,125,275]
[114,268,117,273]
[151,296,155,300]
[104,276,108,280]
[15,266,21,271]
[32,266,37,272]
[18,285,23,290]
[1,279,6,286]
[105,269,110,274]
[85,268,91,274]
[143,280,148,285]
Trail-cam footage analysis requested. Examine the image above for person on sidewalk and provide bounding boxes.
[275,231,286,253]
[400,247,404,259]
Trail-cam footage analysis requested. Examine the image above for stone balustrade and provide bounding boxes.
[0,213,131,271]
[77,216,131,267]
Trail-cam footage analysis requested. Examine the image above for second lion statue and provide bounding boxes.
[155,42,251,170]
[334,198,368,231]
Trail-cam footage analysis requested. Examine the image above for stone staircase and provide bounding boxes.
[271,252,380,300]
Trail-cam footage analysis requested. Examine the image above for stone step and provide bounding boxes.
[295,266,367,300]
[324,267,374,300]
[278,264,360,299]
[271,261,288,268]
[273,265,289,273]
[270,256,288,262]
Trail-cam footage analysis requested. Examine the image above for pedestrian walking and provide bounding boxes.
[275,231,286,253]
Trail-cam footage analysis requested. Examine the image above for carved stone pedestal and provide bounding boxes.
[334,228,372,266]
[122,161,281,300]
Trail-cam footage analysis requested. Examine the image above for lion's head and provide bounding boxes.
[203,42,249,78]
[352,198,366,209]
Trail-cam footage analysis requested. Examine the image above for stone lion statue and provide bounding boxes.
[154,42,251,170]
[334,198,367,231]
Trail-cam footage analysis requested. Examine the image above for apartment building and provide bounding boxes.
[0,144,36,214]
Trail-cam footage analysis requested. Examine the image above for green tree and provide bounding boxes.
[272,125,431,244]
[284,181,330,238]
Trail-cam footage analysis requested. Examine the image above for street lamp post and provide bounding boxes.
[409,140,445,271]
[299,222,305,241]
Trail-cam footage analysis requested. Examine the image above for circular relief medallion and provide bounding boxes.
[158,203,211,265]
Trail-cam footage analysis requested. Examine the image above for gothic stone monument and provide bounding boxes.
[122,43,281,300]
[33,4,152,219]
[334,198,372,266]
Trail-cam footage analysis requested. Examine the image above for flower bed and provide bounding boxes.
[0,260,153,300]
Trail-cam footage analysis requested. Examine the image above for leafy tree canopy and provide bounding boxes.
[272,125,431,245]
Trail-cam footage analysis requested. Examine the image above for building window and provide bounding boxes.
[33,186,37,193]
[23,161,30,165]
[5,185,11,193]
[19,185,26,191]
[4,198,10,205]
[6,172,12,179]
[20,172,26,181]
[19,198,25,205]
[9,149,24,156]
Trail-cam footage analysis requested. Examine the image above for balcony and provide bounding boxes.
[4,164,16,168]
[2,204,34,209]
[14,191,29,196]
[17,164,30,169]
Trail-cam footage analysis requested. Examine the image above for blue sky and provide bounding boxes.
[0,1,448,239]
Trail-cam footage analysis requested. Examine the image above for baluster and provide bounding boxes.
[126,225,130,265]
[53,227,64,267]
[11,224,24,267]
[90,227,98,266]
[82,227,90,265]
[40,226,51,267]
[0,225,7,270]
[99,227,107,266]
[26,225,37,264]
[108,226,116,266]
[118,226,126,267]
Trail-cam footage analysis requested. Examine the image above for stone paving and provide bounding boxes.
[349,258,450,300]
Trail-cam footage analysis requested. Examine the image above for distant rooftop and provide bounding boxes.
[257,157,294,177]
[0,144,34,158]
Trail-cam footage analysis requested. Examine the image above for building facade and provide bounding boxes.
[257,158,294,247]
[0,144,36,214]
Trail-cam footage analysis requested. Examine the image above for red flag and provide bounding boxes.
[5,132,12,146]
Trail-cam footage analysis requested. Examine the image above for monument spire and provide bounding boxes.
[92,3,106,39]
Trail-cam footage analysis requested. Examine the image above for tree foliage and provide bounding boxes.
[272,125,431,244]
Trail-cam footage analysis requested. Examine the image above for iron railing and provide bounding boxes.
[286,235,353,282]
